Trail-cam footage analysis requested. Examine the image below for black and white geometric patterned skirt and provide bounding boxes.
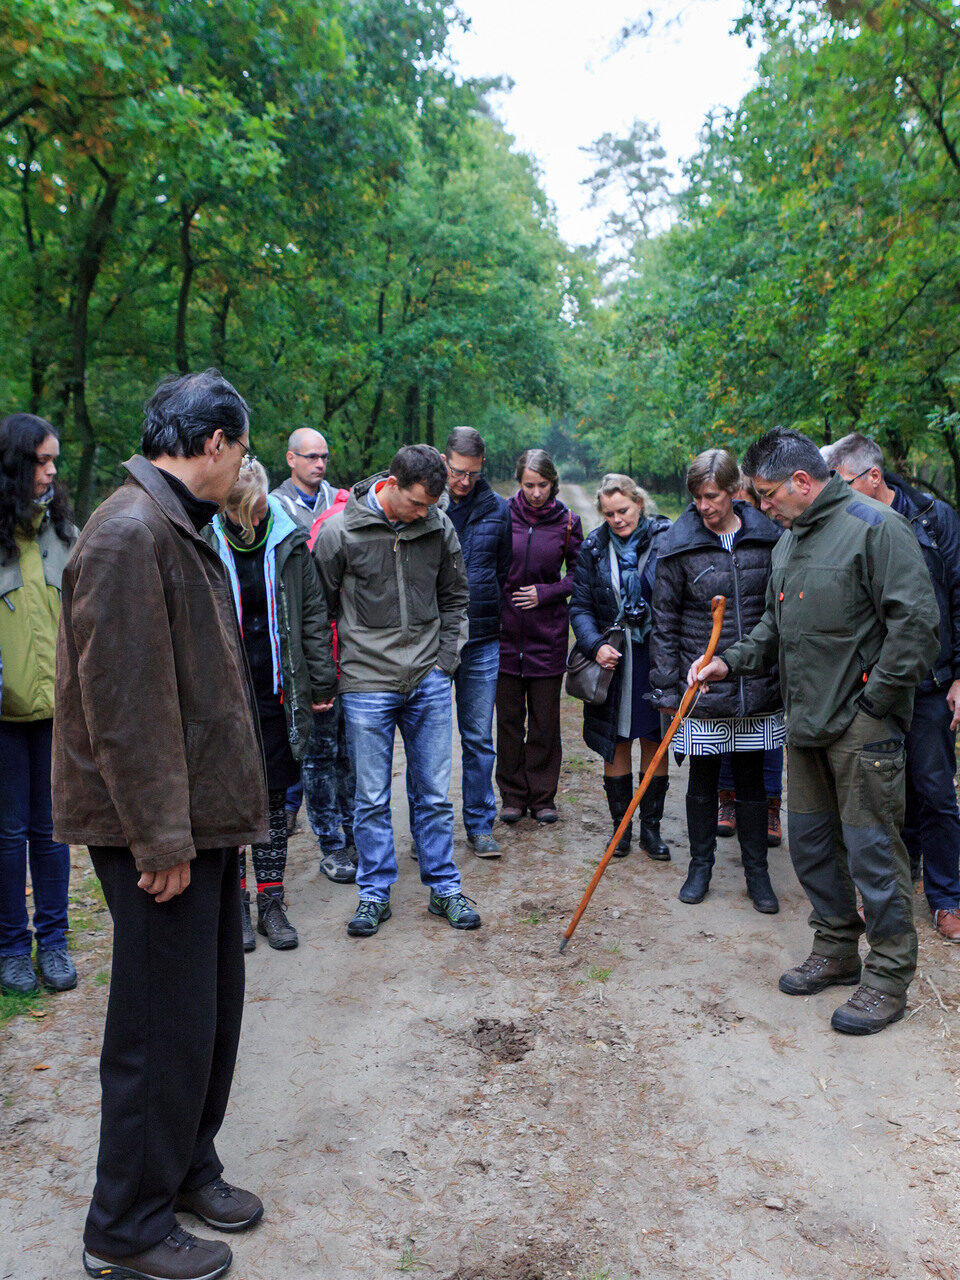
[673,711,786,756]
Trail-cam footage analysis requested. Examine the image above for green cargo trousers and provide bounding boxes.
[787,707,917,996]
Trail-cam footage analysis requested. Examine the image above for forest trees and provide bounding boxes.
[0,0,573,515]
[575,0,960,499]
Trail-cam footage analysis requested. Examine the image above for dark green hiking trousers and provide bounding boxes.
[787,708,916,996]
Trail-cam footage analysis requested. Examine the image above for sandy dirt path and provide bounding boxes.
[2,484,958,1280]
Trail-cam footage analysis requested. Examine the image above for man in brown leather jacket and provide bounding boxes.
[54,370,268,1280]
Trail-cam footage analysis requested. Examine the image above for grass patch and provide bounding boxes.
[520,912,543,926]
[396,1243,428,1272]
[0,986,47,1028]
[588,966,612,983]
[93,969,110,987]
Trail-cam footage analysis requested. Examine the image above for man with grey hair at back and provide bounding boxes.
[823,431,960,944]
[691,427,939,1035]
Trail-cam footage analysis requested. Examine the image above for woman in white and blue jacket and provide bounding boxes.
[206,459,335,952]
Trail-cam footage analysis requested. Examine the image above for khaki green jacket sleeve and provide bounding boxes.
[313,520,345,619]
[436,522,469,676]
[860,515,940,718]
[723,575,781,676]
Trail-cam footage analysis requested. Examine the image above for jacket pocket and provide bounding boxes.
[352,540,402,629]
[857,736,906,828]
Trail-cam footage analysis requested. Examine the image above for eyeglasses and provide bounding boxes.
[446,462,483,483]
[293,451,328,463]
[752,475,792,503]
[841,466,873,485]
[228,436,250,459]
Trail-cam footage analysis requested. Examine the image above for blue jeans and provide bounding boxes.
[904,686,960,911]
[301,698,355,853]
[0,719,71,956]
[343,669,462,904]
[406,639,499,840]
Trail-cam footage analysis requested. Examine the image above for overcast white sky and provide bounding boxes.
[445,0,760,246]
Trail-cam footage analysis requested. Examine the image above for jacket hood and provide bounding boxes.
[791,472,879,539]
[658,500,780,558]
[344,473,445,539]
[884,471,933,518]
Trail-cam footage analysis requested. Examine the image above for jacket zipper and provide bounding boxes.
[518,524,533,674]
[729,546,746,716]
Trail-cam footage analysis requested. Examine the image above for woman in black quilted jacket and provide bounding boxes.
[649,449,784,912]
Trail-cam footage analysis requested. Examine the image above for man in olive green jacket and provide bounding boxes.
[693,429,939,1035]
[314,445,479,938]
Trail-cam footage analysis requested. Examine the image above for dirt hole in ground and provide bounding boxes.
[469,1017,536,1062]
[444,1241,580,1280]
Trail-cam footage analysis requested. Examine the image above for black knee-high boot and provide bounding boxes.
[736,799,779,913]
[679,794,717,903]
[603,774,635,857]
[639,774,670,861]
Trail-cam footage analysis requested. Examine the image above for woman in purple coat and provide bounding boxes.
[496,449,584,824]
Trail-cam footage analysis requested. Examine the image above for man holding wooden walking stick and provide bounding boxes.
[691,428,939,1036]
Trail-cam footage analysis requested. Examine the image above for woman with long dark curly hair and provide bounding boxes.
[0,413,78,996]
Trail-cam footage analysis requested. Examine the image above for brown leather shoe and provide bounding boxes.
[175,1177,263,1232]
[831,985,907,1035]
[766,796,782,848]
[83,1225,231,1279]
[934,907,960,942]
[779,951,862,995]
[717,789,736,838]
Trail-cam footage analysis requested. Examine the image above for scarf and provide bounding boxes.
[515,489,558,524]
[610,519,653,643]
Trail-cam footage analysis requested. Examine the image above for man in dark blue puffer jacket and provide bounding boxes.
[438,427,511,856]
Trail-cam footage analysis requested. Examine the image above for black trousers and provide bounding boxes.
[84,847,245,1257]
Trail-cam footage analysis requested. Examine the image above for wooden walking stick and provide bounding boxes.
[559,595,727,953]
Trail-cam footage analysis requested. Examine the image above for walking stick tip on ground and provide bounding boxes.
[558,937,568,954]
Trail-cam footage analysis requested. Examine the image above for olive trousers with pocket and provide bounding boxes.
[786,708,916,996]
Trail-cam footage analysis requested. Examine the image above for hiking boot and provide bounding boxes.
[240,892,256,953]
[933,907,960,942]
[678,795,716,904]
[779,951,862,995]
[467,832,501,858]
[639,774,670,861]
[256,887,298,950]
[175,1177,263,1233]
[830,985,907,1035]
[319,849,357,883]
[347,899,392,937]
[83,1225,231,1280]
[0,954,39,996]
[533,807,558,825]
[285,809,299,838]
[766,796,782,848]
[428,890,481,930]
[716,789,736,837]
[500,806,525,824]
[37,948,78,991]
[603,774,634,858]
[737,799,779,914]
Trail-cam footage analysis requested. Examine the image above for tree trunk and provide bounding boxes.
[175,200,200,374]
[210,286,233,367]
[68,174,123,521]
[403,382,420,442]
[425,387,436,447]
[363,386,385,471]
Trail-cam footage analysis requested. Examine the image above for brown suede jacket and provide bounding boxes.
[52,456,268,871]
